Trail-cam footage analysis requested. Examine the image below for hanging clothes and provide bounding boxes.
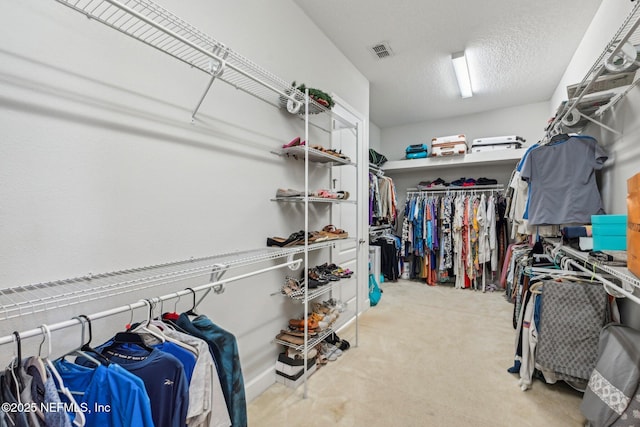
[160,325,231,427]
[175,313,248,427]
[400,189,504,288]
[87,341,189,427]
[369,173,397,226]
[55,358,156,427]
[520,135,607,225]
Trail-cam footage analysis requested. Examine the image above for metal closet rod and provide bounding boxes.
[0,258,301,347]
[406,186,504,195]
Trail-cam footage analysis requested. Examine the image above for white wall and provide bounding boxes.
[0,0,369,401]
[379,101,549,219]
[369,121,382,152]
[548,1,640,328]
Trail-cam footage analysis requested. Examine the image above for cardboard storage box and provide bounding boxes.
[592,214,627,251]
[628,174,640,278]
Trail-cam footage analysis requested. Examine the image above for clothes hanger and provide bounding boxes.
[75,315,111,366]
[61,317,102,368]
[102,301,154,354]
[184,287,199,317]
[9,331,23,401]
[130,299,166,343]
[41,324,86,427]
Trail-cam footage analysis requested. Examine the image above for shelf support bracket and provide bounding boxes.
[574,110,622,135]
[191,45,229,122]
[194,263,228,308]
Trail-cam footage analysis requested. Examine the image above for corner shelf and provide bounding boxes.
[382,149,525,173]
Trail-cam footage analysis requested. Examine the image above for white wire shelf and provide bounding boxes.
[279,277,352,302]
[271,196,356,205]
[0,242,344,321]
[547,1,640,134]
[281,146,356,166]
[280,145,356,166]
[274,327,336,351]
[545,237,640,291]
[53,0,340,123]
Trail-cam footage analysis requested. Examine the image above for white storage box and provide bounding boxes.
[471,135,524,153]
[275,362,317,388]
[431,134,467,157]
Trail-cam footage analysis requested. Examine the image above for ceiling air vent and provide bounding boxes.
[369,42,393,59]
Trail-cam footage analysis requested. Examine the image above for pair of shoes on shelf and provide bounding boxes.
[318,342,342,362]
[325,332,350,351]
[266,230,306,247]
[286,347,317,360]
[450,177,467,187]
[324,298,346,313]
[310,145,351,162]
[267,230,329,247]
[289,317,319,332]
[281,276,303,296]
[417,178,449,190]
[310,190,350,200]
[311,189,337,199]
[307,268,329,288]
[282,137,306,149]
[275,188,303,198]
[320,225,348,240]
[477,177,498,186]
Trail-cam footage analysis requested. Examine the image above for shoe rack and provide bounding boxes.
[272,97,360,397]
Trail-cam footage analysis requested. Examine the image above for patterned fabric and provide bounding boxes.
[581,324,640,427]
[611,392,640,426]
[536,279,609,382]
[589,369,630,415]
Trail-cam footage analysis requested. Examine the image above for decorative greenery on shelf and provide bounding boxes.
[291,81,335,109]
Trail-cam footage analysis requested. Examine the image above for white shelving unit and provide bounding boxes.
[547,1,640,135]
[272,110,359,396]
[382,148,525,173]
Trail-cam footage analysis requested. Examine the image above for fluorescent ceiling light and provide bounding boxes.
[452,51,473,98]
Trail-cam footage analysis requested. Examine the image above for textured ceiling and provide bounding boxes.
[294,0,603,128]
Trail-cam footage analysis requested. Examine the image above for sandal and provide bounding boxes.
[266,230,305,247]
[320,225,349,239]
[281,277,302,296]
[282,137,301,149]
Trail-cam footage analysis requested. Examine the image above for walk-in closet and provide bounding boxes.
[2,1,640,426]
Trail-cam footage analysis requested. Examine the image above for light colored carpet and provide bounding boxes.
[248,279,586,427]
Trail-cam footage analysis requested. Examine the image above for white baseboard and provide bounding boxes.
[245,365,276,403]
